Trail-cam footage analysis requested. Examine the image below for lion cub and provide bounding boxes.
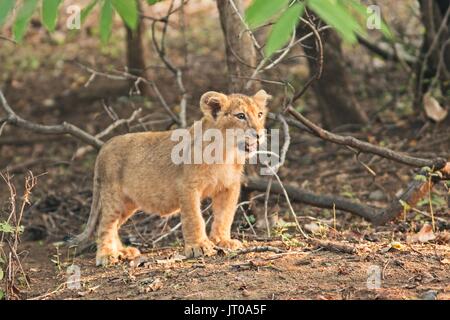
[72,90,271,266]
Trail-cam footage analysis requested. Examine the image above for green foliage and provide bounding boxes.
[111,0,137,29]
[13,0,38,41]
[42,0,63,31]
[146,0,162,4]
[0,0,15,27]
[245,0,291,28]
[414,174,427,182]
[100,0,113,43]
[0,221,24,234]
[245,0,393,57]
[81,0,99,24]
[399,199,411,212]
[1,0,141,42]
[417,194,447,208]
[308,0,366,43]
[265,3,304,57]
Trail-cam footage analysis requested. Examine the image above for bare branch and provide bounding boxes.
[150,2,188,127]
[286,106,447,169]
[69,60,180,125]
[0,35,16,44]
[0,90,104,149]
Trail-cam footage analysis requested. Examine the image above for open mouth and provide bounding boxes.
[244,141,258,153]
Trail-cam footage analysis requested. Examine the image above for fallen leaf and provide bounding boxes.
[77,285,100,297]
[424,93,448,122]
[380,241,405,253]
[304,222,321,234]
[390,241,404,250]
[436,231,450,244]
[148,278,163,292]
[407,224,436,243]
[156,254,185,265]
[139,278,163,293]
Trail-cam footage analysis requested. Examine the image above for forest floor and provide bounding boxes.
[0,0,449,300]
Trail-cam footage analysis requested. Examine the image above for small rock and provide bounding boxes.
[42,98,55,108]
[241,289,251,297]
[419,290,438,300]
[369,190,385,201]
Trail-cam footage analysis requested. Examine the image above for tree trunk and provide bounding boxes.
[414,0,449,108]
[125,1,151,97]
[216,0,258,94]
[297,27,369,128]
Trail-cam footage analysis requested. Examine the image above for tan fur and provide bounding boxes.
[73,90,271,266]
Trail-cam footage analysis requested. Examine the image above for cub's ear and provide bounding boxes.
[253,90,272,107]
[200,91,228,119]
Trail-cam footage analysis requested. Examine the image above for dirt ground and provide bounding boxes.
[21,238,450,300]
[0,0,449,300]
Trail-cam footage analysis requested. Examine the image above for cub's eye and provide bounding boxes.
[235,113,246,120]
[258,112,263,118]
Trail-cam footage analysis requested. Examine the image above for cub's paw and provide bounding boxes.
[96,251,119,267]
[184,239,216,258]
[118,247,141,261]
[211,238,243,251]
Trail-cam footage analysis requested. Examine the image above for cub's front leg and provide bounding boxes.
[180,190,216,258]
[209,182,243,250]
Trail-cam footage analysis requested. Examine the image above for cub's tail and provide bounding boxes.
[66,170,101,248]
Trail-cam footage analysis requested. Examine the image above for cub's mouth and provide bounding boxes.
[244,141,258,153]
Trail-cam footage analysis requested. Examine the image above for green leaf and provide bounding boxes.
[414,174,427,182]
[399,200,411,211]
[12,0,38,41]
[307,0,364,43]
[81,0,99,24]
[0,268,3,281]
[265,3,304,57]
[42,0,63,32]
[146,0,160,4]
[100,0,113,43]
[0,0,15,27]
[112,0,137,29]
[245,0,290,28]
[0,221,14,233]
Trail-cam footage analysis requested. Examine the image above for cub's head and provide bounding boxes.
[200,90,271,155]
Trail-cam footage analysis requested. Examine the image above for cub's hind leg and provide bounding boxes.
[96,196,139,266]
[116,200,140,261]
[96,210,121,266]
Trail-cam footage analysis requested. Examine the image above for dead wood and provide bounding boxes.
[244,176,381,222]
[245,162,450,226]
[373,163,450,225]
[307,239,357,254]
[0,91,104,149]
[234,246,286,256]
